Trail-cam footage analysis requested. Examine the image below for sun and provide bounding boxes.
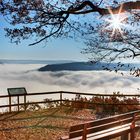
[109,15,122,30]
[106,14,124,36]
[105,6,127,37]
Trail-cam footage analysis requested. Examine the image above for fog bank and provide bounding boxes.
[0,64,139,95]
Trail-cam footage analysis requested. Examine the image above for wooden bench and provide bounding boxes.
[60,110,140,140]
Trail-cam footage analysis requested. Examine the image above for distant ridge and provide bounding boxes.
[38,62,140,71]
[0,59,74,64]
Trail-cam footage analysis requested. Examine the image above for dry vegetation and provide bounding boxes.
[62,93,140,117]
[0,107,95,140]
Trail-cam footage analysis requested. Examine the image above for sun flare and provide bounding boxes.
[109,16,122,30]
[106,14,124,36]
[105,5,127,37]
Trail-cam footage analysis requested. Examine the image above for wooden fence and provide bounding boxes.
[0,90,140,112]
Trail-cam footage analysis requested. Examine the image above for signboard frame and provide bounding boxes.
[7,87,27,112]
[7,87,27,96]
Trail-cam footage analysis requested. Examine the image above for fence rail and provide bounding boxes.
[1,90,140,98]
[0,90,140,112]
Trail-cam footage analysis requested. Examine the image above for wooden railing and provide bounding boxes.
[0,90,140,112]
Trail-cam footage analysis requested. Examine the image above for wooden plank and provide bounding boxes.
[69,130,83,138]
[86,112,135,128]
[86,118,133,134]
[87,125,131,140]
[70,124,84,132]
[0,90,140,99]
[70,111,135,132]
[63,91,140,97]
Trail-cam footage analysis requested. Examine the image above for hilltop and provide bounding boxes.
[38,62,140,71]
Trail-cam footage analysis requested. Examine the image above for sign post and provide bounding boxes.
[7,87,27,112]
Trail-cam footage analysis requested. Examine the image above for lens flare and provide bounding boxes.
[109,15,122,30]
[105,5,127,37]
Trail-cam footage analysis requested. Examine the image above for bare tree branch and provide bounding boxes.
[60,1,140,15]
[0,0,140,66]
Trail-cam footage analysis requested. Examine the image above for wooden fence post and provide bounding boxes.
[9,96,11,112]
[60,91,62,106]
[17,95,19,111]
[24,94,26,111]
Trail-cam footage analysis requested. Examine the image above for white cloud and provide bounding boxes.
[0,64,139,95]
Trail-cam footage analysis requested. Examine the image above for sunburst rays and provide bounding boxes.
[105,5,127,38]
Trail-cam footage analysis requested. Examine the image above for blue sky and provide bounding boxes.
[0,0,139,63]
[0,16,87,61]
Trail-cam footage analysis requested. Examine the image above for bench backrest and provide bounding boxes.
[69,110,140,139]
